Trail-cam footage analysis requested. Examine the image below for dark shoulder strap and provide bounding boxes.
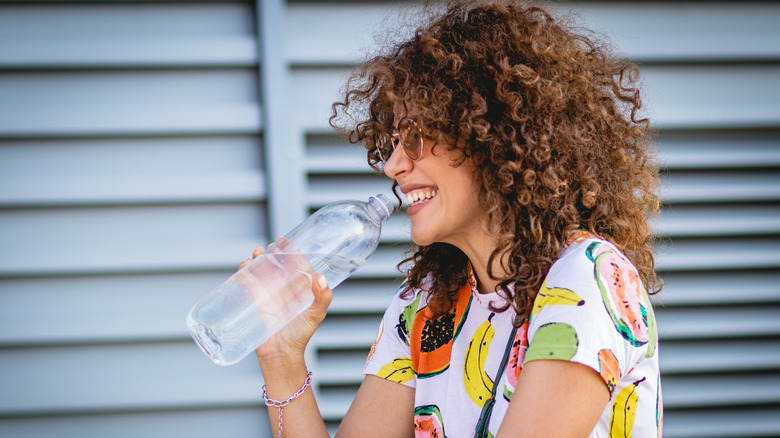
[474,323,518,438]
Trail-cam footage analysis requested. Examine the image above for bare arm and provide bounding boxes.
[243,247,414,438]
[496,360,609,438]
[337,375,415,437]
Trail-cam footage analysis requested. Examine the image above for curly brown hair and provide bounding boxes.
[330,0,662,324]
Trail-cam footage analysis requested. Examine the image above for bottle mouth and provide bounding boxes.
[369,194,393,220]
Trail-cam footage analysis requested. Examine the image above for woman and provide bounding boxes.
[244,1,662,436]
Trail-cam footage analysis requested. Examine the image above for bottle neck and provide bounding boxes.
[366,194,393,223]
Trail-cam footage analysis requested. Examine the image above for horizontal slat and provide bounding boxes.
[662,374,780,408]
[286,3,780,65]
[654,204,780,237]
[0,408,270,438]
[0,103,261,138]
[317,386,359,421]
[0,136,263,177]
[659,129,780,170]
[318,349,369,384]
[0,2,255,69]
[0,37,257,68]
[305,132,371,173]
[664,407,780,438]
[655,305,780,340]
[0,69,261,137]
[575,3,780,63]
[0,171,265,206]
[660,339,780,374]
[0,341,264,416]
[655,238,780,271]
[645,64,780,129]
[0,3,254,37]
[0,272,229,346]
[657,271,780,306]
[0,203,266,247]
[307,177,394,207]
[0,237,264,277]
[660,171,780,203]
[0,69,258,108]
[314,314,380,350]
[306,157,375,174]
[350,245,408,279]
[328,278,401,314]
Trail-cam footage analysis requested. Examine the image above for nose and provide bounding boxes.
[382,142,413,179]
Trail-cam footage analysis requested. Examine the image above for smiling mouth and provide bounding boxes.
[406,189,439,207]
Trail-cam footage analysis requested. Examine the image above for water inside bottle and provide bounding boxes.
[187,252,363,366]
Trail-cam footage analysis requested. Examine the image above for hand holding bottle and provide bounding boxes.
[187,194,392,366]
[237,244,333,364]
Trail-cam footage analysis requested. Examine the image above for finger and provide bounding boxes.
[277,236,291,250]
[309,275,333,318]
[252,246,266,259]
[237,257,251,270]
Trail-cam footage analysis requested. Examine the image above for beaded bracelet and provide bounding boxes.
[262,369,313,438]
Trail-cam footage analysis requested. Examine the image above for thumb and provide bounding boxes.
[307,274,333,323]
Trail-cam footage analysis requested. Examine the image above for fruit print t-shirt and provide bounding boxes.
[363,233,662,437]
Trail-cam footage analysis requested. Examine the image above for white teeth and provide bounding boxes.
[405,189,439,206]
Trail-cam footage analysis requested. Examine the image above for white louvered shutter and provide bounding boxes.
[1,2,778,438]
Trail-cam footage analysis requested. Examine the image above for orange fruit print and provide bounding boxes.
[410,281,472,378]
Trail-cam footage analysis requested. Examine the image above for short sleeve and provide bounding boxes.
[523,239,657,396]
[363,282,423,388]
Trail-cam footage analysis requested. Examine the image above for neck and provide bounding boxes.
[452,230,508,295]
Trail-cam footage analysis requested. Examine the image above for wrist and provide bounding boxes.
[257,353,309,388]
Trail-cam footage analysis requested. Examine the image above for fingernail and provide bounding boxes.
[317,275,328,289]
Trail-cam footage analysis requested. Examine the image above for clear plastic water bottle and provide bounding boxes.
[187,194,394,366]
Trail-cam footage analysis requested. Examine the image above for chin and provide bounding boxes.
[409,228,435,247]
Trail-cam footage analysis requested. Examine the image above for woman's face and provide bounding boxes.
[383,132,487,249]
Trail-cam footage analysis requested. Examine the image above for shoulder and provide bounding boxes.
[534,234,658,358]
[547,236,638,286]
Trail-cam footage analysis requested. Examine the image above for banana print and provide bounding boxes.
[464,313,495,406]
[530,280,585,320]
[610,377,645,437]
[376,357,415,384]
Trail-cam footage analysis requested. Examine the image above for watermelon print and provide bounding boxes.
[588,242,649,347]
[414,404,446,438]
[502,321,528,401]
